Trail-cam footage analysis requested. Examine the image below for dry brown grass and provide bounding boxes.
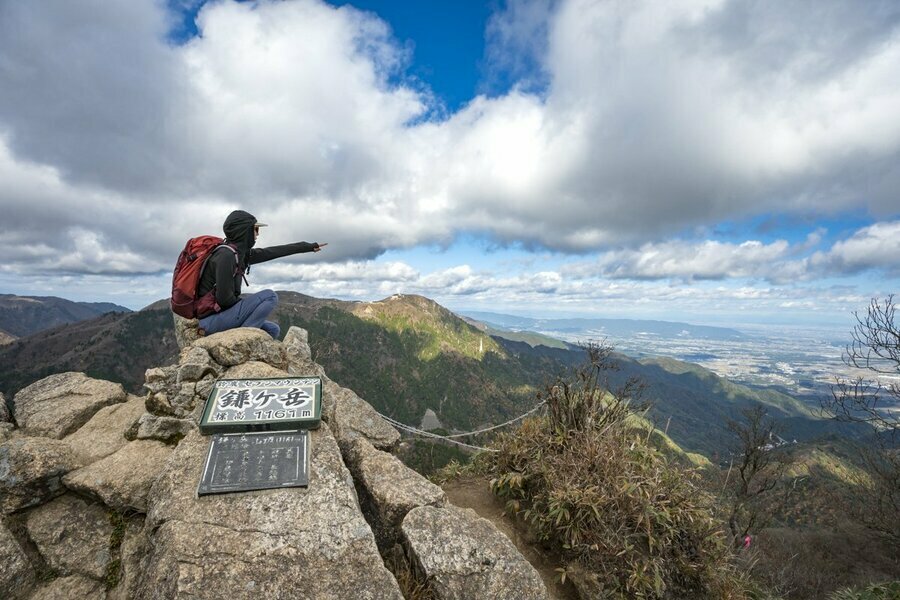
[479,343,763,599]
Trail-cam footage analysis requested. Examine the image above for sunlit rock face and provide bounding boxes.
[0,324,538,599]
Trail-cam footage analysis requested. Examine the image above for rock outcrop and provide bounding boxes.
[0,521,34,597]
[0,391,10,423]
[12,372,126,439]
[29,575,106,600]
[402,505,549,600]
[344,437,446,550]
[64,396,146,463]
[26,494,112,580]
[63,440,173,512]
[0,436,82,514]
[0,324,544,599]
[138,428,404,599]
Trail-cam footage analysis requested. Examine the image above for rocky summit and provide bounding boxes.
[0,323,548,600]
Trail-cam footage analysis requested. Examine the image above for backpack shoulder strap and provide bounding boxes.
[213,243,248,285]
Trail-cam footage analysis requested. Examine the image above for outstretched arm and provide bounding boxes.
[248,241,326,265]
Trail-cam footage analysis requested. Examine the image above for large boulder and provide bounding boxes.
[283,326,312,361]
[0,436,81,514]
[0,519,34,599]
[64,395,146,463]
[144,365,178,417]
[63,440,172,512]
[13,373,126,439]
[175,346,221,385]
[136,428,403,599]
[1,391,10,423]
[129,414,196,444]
[28,575,105,600]
[173,313,203,349]
[221,360,289,379]
[324,378,399,452]
[193,328,287,369]
[344,437,445,549]
[401,505,549,600]
[283,326,325,377]
[25,494,112,580]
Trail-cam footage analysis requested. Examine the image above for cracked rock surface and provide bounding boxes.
[64,395,146,463]
[26,494,112,580]
[1,324,543,600]
[63,440,172,512]
[12,373,126,439]
[0,519,34,597]
[0,436,81,514]
[402,505,549,600]
[137,428,403,599]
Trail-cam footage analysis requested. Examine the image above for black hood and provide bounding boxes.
[222,210,258,255]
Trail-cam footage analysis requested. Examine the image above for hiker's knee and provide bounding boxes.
[260,289,278,305]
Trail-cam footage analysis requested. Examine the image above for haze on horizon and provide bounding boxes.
[1,0,898,328]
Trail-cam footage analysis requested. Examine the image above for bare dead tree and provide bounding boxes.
[825,295,900,438]
[822,296,900,545]
[724,405,792,548]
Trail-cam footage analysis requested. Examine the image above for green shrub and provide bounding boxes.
[480,344,753,599]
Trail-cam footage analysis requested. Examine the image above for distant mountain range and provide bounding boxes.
[462,311,746,341]
[0,294,131,339]
[0,292,864,458]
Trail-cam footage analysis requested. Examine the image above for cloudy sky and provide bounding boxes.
[1,0,898,327]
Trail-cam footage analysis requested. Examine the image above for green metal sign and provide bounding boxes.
[199,377,322,434]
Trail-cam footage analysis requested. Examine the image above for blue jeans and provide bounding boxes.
[199,290,281,339]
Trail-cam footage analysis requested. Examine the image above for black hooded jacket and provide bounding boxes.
[196,210,319,315]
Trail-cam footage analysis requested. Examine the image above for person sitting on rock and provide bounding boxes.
[196,210,326,340]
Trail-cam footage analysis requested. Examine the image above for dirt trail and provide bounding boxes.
[441,476,579,600]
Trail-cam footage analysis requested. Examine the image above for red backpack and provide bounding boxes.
[170,236,239,319]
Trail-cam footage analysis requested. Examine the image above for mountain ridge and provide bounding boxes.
[0,292,861,458]
[0,294,132,338]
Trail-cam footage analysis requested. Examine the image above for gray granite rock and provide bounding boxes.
[1,391,10,423]
[131,413,196,444]
[145,391,176,417]
[173,313,203,350]
[63,440,172,512]
[401,505,549,600]
[144,365,177,396]
[136,428,403,599]
[194,328,287,368]
[325,378,399,452]
[0,422,14,441]
[221,360,289,379]
[144,366,178,417]
[28,574,105,600]
[13,373,127,439]
[26,494,112,580]
[64,395,146,463]
[195,375,216,401]
[283,326,312,362]
[168,381,202,416]
[107,517,148,600]
[0,436,81,514]
[344,437,445,550]
[0,519,35,599]
[176,346,221,385]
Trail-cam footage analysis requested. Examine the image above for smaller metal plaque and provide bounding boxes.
[199,377,322,434]
[197,430,309,496]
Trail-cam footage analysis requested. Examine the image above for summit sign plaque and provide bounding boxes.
[199,377,322,435]
[197,430,310,496]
